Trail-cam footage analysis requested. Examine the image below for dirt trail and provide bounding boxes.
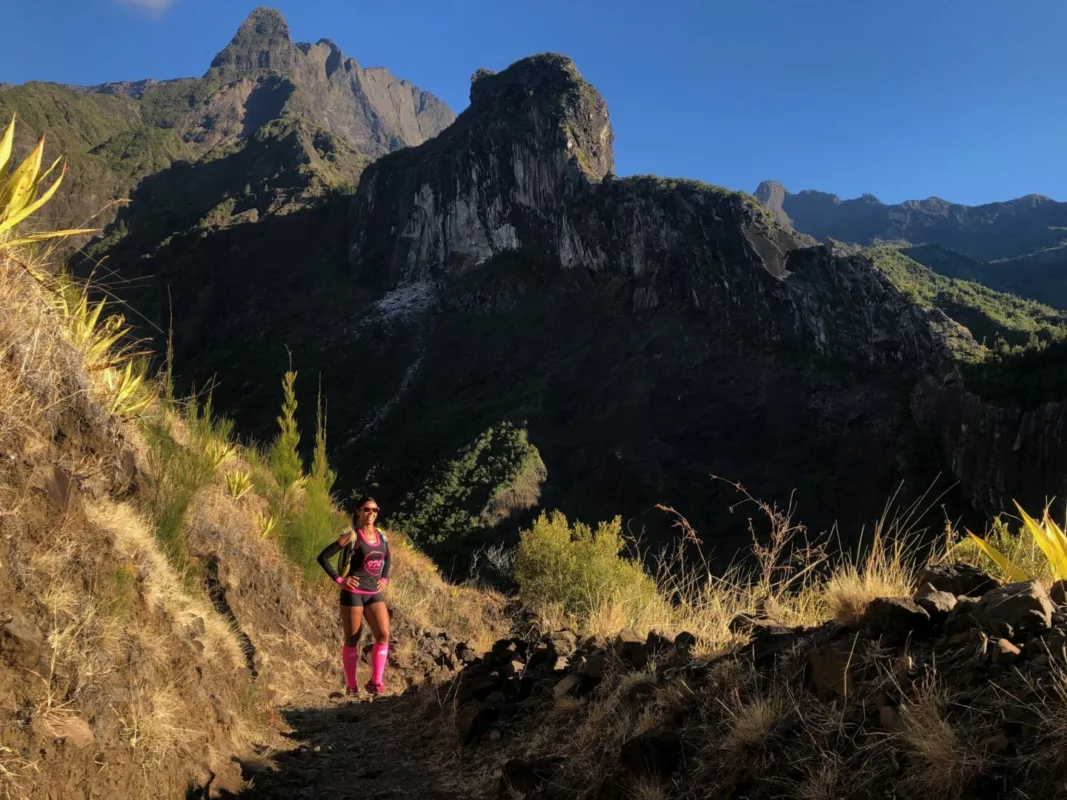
[222,690,484,800]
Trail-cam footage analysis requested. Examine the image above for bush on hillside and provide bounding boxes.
[389,423,545,547]
[513,510,659,622]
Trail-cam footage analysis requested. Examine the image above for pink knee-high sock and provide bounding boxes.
[342,645,360,689]
[370,643,389,686]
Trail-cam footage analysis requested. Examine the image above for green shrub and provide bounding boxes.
[513,511,659,621]
[390,423,544,546]
[141,416,213,564]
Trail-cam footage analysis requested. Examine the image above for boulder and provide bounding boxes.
[914,583,958,620]
[672,631,697,667]
[945,596,982,635]
[456,700,498,744]
[808,646,852,701]
[613,629,649,669]
[35,715,95,749]
[645,631,673,656]
[1051,579,1067,606]
[729,613,790,636]
[974,580,1054,638]
[0,611,44,670]
[864,597,931,638]
[917,563,998,597]
[457,663,502,706]
[991,638,1021,666]
[455,642,477,664]
[491,638,521,662]
[553,674,581,698]
[527,631,577,672]
[576,650,607,681]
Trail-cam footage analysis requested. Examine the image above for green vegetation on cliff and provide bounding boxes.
[868,244,1067,350]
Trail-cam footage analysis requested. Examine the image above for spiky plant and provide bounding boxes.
[225,470,253,501]
[0,115,154,418]
[253,511,278,540]
[0,113,95,253]
[964,500,1067,581]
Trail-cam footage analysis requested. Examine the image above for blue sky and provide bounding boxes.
[2,0,1064,205]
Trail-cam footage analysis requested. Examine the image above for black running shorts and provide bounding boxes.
[340,590,385,608]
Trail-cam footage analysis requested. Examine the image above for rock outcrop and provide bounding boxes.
[350,54,961,371]
[208,7,454,156]
[458,563,1067,798]
[911,373,1067,514]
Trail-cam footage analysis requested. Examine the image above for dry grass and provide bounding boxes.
[118,681,205,767]
[0,746,38,800]
[896,679,990,799]
[85,498,246,668]
[719,691,790,753]
[387,529,508,655]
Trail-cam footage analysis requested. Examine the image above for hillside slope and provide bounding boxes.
[754,181,1067,308]
[0,190,503,798]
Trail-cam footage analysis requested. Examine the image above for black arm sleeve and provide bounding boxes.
[381,537,391,580]
[317,540,342,581]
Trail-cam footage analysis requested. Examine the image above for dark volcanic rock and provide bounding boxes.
[916,562,998,598]
[456,700,498,744]
[974,580,1055,638]
[914,583,959,620]
[864,597,932,638]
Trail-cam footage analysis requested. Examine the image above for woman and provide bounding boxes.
[316,497,391,696]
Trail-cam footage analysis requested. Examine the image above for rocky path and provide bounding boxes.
[223,690,484,800]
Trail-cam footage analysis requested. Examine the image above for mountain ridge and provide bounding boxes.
[0,7,455,236]
[754,180,1067,307]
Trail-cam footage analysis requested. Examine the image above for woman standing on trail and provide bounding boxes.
[316,497,391,696]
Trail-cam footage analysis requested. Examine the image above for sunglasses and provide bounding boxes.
[360,506,380,514]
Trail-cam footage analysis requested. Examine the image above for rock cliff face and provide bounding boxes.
[208,7,454,156]
[912,375,1067,515]
[341,54,1005,551]
[351,55,958,372]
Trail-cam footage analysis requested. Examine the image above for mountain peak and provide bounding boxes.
[209,7,293,77]
[755,181,791,226]
[466,53,613,180]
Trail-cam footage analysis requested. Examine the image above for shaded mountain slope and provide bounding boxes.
[754,181,1067,308]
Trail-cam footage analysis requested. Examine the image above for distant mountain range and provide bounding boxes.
[755,181,1067,308]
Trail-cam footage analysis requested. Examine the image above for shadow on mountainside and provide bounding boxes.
[214,691,482,800]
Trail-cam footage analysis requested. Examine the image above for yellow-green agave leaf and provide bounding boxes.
[1013,500,1067,580]
[965,529,1029,582]
[0,114,15,179]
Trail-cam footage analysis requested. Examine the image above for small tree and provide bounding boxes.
[268,369,303,514]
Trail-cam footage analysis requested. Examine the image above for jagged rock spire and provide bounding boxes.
[209,7,294,77]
